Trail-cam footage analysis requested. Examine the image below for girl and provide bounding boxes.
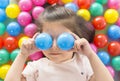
[5,5,114,81]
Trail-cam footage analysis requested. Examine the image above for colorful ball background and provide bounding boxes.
[0,0,120,81]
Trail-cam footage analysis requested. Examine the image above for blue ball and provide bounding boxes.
[35,33,53,50]
[0,9,6,22]
[65,3,78,12]
[0,0,9,9]
[57,32,75,50]
[7,22,21,36]
[107,25,120,40]
[97,51,110,65]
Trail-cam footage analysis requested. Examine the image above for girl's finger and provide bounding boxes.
[32,32,40,39]
[69,32,80,40]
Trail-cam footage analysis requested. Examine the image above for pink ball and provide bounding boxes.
[19,0,33,12]
[32,0,46,6]
[108,0,120,10]
[17,12,32,26]
[29,51,43,61]
[106,66,115,77]
[90,43,98,53]
[116,18,120,26]
[32,6,44,19]
[24,23,37,37]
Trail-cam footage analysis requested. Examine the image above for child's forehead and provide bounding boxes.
[42,22,71,38]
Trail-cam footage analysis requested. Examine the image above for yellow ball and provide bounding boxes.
[77,9,91,21]
[0,64,11,79]
[6,4,20,19]
[104,9,119,24]
[61,0,73,4]
[18,36,29,48]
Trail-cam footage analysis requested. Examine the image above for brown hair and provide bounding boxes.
[35,5,95,43]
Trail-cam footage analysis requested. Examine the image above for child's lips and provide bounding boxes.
[49,53,61,55]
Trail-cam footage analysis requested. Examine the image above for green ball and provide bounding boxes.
[111,56,120,71]
[96,0,108,4]
[0,49,10,65]
[0,23,6,35]
[90,2,103,16]
[0,79,3,81]
[10,49,20,62]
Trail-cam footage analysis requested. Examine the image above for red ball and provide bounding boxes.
[77,0,91,9]
[108,41,120,56]
[4,37,18,51]
[0,37,3,49]
[92,16,106,30]
[47,0,58,4]
[94,34,108,48]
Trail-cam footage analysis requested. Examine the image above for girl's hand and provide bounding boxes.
[20,33,40,57]
[71,33,95,57]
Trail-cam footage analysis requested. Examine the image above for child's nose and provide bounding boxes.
[50,39,59,50]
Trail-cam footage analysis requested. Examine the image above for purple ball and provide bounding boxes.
[90,43,98,53]
[116,18,120,26]
[19,0,33,12]
[17,12,32,26]
[106,66,115,77]
[24,23,37,37]
[32,0,46,6]
[32,6,44,19]
[108,0,120,10]
[29,51,43,61]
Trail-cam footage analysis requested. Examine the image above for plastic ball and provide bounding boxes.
[24,23,37,37]
[90,2,103,16]
[108,0,120,10]
[61,0,73,4]
[90,43,98,53]
[77,9,91,21]
[94,34,108,48]
[19,0,33,12]
[0,23,6,35]
[10,49,20,62]
[4,37,18,51]
[116,18,120,26]
[0,0,9,9]
[111,56,120,71]
[0,37,3,49]
[35,33,53,50]
[65,3,78,12]
[47,0,59,4]
[32,6,44,19]
[107,25,120,40]
[106,66,115,77]
[57,32,75,50]
[0,9,6,22]
[17,12,32,26]
[92,16,106,30]
[7,22,21,36]
[97,51,110,65]
[18,36,29,48]
[0,49,10,65]
[96,0,108,5]
[104,9,119,24]
[29,51,43,61]
[77,0,91,9]
[32,0,46,6]
[6,4,20,19]
[0,64,10,79]
[108,41,120,56]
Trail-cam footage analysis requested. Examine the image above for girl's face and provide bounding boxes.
[41,22,75,63]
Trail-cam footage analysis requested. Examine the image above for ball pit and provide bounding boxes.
[0,0,120,80]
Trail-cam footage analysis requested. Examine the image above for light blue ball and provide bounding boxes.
[57,32,75,50]
[0,0,9,9]
[7,22,22,36]
[65,3,78,12]
[107,25,120,40]
[0,9,6,22]
[35,33,53,50]
[97,51,110,65]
